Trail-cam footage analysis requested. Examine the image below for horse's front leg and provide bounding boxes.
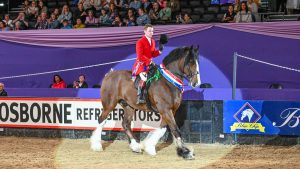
[161,109,195,160]
[122,106,142,153]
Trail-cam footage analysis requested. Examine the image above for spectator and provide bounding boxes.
[0,21,10,31]
[234,0,241,13]
[125,8,136,26]
[235,1,252,23]
[73,74,88,88]
[149,2,160,22]
[26,0,39,20]
[99,8,110,25]
[73,3,87,23]
[159,0,172,21]
[38,0,48,15]
[80,0,93,11]
[248,0,258,21]
[222,5,236,23]
[85,10,99,25]
[112,15,123,26]
[12,12,29,30]
[3,14,13,29]
[23,0,30,14]
[53,8,60,18]
[169,0,180,16]
[124,16,136,26]
[92,0,102,11]
[61,19,73,29]
[57,5,73,25]
[115,0,129,9]
[129,0,142,11]
[108,3,119,18]
[142,0,151,13]
[74,18,86,28]
[136,8,151,26]
[100,0,109,9]
[35,12,49,29]
[157,0,165,8]
[51,75,67,88]
[176,13,192,24]
[0,83,8,97]
[14,21,22,31]
[48,13,58,29]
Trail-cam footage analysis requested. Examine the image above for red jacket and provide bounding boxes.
[52,81,67,88]
[132,36,160,77]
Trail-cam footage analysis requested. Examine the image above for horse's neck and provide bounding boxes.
[165,61,184,81]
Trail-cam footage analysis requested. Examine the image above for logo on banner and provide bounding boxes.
[230,102,265,133]
[272,108,300,128]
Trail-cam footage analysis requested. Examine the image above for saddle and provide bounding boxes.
[134,64,160,112]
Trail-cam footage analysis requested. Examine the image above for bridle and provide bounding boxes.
[176,56,199,83]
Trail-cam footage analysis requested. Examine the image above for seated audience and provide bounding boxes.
[74,18,86,28]
[0,21,10,31]
[57,5,73,26]
[51,75,67,88]
[169,0,180,16]
[12,12,29,30]
[85,10,99,25]
[136,8,151,26]
[99,8,110,25]
[235,2,252,23]
[129,0,142,11]
[159,0,172,21]
[176,13,193,24]
[73,74,88,88]
[73,3,87,23]
[112,15,123,27]
[0,83,8,97]
[3,14,13,29]
[149,2,160,22]
[61,19,73,29]
[35,12,49,29]
[222,5,236,23]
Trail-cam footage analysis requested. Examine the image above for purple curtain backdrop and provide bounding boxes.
[0,23,299,90]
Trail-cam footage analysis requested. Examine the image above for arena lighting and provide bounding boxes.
[0,3,4,7]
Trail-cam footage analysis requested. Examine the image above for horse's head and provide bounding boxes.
[182,46,201,88]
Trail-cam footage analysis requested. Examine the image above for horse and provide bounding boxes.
[90,46,201,160]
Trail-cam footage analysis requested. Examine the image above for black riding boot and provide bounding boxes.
[136,80,146,104]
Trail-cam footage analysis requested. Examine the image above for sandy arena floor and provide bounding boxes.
[0,136,299,169]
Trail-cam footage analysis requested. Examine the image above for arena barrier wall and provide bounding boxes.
[1,98,299,145]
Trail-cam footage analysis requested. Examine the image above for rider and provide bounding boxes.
[132,24,167,104]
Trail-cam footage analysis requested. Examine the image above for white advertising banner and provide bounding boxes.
[0,98,161,131]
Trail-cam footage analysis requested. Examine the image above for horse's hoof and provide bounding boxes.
[91,142,103,152]
[130,142,142,153]
[183,152,195,160]
[144,145,156,156]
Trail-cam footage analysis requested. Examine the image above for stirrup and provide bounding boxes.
[136,98,146,104]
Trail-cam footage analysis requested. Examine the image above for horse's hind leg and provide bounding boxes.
[90,98,118,151]
[121,106,142,153]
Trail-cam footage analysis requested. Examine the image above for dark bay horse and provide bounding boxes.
[91,46,201,160]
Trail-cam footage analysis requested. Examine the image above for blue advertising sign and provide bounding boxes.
[224,101,300,136]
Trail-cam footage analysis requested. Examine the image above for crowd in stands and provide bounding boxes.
[0,0,298,31]
[51,74,90,88]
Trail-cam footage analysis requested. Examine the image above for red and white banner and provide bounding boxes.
[0,98,161,131]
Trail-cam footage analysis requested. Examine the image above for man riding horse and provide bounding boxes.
[132,24,168,104]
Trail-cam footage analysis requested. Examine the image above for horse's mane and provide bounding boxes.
[162,47,187,66]
[163,47,198,66]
